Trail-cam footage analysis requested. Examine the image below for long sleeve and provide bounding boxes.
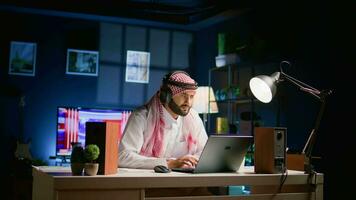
[119,109,167,169]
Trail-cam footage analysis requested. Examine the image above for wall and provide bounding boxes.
[194,8,334,157]
[193,8,346,200]
[0,4,348,199]
[193,15,280,134]
[0,12,193,165]
[98,23,193,106]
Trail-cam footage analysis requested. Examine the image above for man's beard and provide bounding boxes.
[168,99,190,116]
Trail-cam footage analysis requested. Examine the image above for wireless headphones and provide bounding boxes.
[159,70,198,104]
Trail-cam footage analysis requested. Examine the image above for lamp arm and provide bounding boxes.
[303,98,326,154]
[279,71,332,174]
[280,72,322,100]
[302,99,327,174]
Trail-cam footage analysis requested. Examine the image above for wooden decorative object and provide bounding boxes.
[85,121,119,175]
[286,153,306,171]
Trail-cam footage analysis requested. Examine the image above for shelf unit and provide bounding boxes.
[207,61,256,135]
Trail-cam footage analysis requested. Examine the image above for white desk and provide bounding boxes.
[32,166,323,200]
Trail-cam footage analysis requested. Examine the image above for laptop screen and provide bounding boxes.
[191,135,253,173]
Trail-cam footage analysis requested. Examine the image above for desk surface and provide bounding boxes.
[33,166,323,189]
[33,166,324,200]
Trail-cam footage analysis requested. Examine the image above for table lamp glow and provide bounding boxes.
[192,86,219,129]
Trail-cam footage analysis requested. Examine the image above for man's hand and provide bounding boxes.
[167,155,198,169]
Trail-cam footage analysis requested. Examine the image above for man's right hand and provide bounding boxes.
[167,155,198,169]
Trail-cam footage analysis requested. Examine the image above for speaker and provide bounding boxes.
[254,127,287,173]
[85,121,119,175]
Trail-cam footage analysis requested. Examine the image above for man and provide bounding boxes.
[119,71,207,169]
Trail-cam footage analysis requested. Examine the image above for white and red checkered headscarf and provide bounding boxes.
[167,72,198,97]
[140,93,202,157]
[139,72,201,157]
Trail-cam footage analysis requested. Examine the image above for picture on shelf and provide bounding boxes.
[9,41,37,76]
[66,49,99,76]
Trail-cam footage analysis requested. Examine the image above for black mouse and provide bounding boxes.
[154,165,171,173]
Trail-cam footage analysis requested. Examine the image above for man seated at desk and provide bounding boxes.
[119,70,208,170]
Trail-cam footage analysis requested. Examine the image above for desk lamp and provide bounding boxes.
[249,61,332,174]
[192,86,219,130]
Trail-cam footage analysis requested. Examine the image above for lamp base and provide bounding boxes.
[303,156,316,174]
[286,153,317,174]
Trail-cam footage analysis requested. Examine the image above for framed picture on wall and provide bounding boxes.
[66,49,99,76]
[125,50,150,83]
[9,41,37,76]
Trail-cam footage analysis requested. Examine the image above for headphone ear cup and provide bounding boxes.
[165,90,172,104]
[159,89,166,104]
[159,86,172,104]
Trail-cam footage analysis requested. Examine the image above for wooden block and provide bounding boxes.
[85,122,119,175]
[286,153,305,171]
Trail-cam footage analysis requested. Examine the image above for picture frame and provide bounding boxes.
[125,50,150,83]
[66,49,99,76]
[9,41,37,76]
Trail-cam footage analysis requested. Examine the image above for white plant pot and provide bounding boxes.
[84,163,99,176]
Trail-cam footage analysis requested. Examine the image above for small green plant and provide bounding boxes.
[84,144,100,163]
[70,145,84,163]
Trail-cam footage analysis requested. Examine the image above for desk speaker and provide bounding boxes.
[254,127,286,173]
[85,121,119,175]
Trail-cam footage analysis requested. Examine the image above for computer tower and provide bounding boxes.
[85,121,119,175]
[254,127,287,173]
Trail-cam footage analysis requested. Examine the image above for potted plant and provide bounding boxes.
[70,143,84,175]
[83,144,100,176]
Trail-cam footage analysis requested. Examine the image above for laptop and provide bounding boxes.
[172,135,253,173]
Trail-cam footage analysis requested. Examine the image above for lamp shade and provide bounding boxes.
[249,72,280,103]
[192,86,218,113]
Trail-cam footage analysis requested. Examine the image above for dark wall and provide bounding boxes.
[0,11,194,166]
[0,13,106,165]
[194,3,336,158]
[0,2,351,199]
[194,3,350,199]
[246,4,350,188]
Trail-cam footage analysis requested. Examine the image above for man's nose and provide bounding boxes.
[187,97,193,104]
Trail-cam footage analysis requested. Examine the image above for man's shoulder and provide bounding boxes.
[131,105,149,117]
[188,108,200,117]
[183,108,202,122]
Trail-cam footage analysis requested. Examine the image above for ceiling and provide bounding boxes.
[0,0,250,30]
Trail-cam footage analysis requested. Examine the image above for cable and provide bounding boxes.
[278,166,288,193]
[268,166,288,200]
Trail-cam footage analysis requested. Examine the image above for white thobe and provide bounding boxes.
[119,106,208,169]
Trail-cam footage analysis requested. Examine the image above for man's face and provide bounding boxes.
[169,90,196,116]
